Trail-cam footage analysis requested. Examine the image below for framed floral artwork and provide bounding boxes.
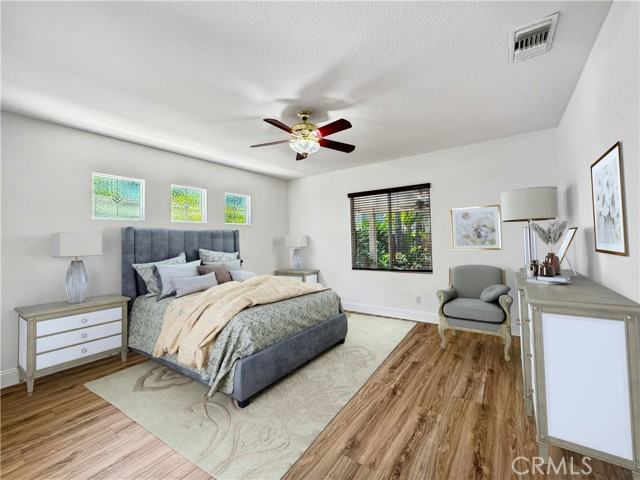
[450,205,502,250]
[591,142,627,255]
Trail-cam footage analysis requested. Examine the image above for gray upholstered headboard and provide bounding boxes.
[121,227,240,309]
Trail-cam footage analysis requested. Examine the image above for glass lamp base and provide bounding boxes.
[291,248,302,270]
[66,260,88,304]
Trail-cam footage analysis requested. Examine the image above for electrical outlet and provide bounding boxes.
[416,296,422,304]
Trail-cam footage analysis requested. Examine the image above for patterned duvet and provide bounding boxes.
[128,289,342,396]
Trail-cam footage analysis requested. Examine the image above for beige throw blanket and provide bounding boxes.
[153,275,328,369]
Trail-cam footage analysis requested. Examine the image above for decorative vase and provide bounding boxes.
[539,262,555,277]
[545,252,561,276]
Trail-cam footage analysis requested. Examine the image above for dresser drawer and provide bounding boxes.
[36,321,122,353]
[36,307,122,336]
[36,335,121,370]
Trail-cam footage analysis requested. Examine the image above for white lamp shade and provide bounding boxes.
[51,232,102,257]
[284,235,308,248]
[501,186,558,222]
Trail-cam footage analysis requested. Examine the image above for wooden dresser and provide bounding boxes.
[16,294,129,395]
[516,273,640,479]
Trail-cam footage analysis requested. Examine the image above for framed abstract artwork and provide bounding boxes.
[451,205,502,250]
[225,192,251,225]
[92,173,145,220]
[171,184,207,223]
[591,142,627,255]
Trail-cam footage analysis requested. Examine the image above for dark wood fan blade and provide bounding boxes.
[318,119,352,137]
[250,139,290,148]
[263,118,293,134]
[296,153,306,161]
[319,138,356,153]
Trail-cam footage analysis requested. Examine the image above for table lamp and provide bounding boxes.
[51,232,103,303]
[285,234,308,270]
[501,186,558,270]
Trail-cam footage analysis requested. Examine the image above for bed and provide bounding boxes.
[121,226,347,407]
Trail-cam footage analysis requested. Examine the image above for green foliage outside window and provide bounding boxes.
[350,184,432,272]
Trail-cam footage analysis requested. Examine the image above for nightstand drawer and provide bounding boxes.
[36,335,121,370]
[36,307,122,336]
[36,321,122,353]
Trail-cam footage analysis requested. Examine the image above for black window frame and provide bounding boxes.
[348,183,432,273]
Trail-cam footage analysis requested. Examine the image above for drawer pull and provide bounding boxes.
[81,348,87,354]
[524,318,531,323]
[81,318,88,324]
[82,333,88,339]
[527,353,533,358]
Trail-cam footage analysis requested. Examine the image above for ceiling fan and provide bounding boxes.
[250,111,355,161]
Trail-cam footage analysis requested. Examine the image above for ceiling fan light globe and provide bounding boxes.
[289,136,320,155]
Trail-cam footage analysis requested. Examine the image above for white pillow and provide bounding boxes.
[203,259,242,272]
[174,273,218,297]
[230,270,257,282]
[199,248,239,263]
[154,260,201,299]
[133,252,186,296]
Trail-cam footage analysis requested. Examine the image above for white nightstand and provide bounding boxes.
[274,269,320,283]
[15,294,130,395]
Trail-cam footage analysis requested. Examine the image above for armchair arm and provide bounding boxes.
[436,287,457,317]
[499,294,513,324]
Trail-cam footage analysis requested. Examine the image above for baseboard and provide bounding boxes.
[1,368,20,388]
[342,301,439,324]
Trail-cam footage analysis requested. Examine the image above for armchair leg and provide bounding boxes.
[438,318,448,350]
[498,323,512,362]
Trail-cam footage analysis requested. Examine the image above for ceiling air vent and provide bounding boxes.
[509,13,559,63]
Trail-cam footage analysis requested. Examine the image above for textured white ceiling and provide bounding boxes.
[1,1,611,179]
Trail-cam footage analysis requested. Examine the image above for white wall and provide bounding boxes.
[0,112,289,386]
[288,129,557,322]
[557,0,639,302]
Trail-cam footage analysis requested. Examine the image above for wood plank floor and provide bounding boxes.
[1,321,632,479]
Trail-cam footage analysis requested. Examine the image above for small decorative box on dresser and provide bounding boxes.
[516,272,640,480]
[15,294,130,395]
[274,269,320,283]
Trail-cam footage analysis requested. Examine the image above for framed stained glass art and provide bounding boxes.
[92,173,145,220]
[225,192,251,225]
[171,184,207,223]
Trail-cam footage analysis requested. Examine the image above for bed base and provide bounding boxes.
[132,311,348,407]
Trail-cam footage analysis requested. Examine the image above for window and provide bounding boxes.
[171,185,207,223]
[349,183,432,272]
[92,173,145,220]
[225,193,251,225]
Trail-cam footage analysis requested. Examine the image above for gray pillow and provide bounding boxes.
[174,273,218,298]
[199,248,239,263]
[480,284,511,302]
[132,252,186,296]
[203,259,242,272]
[154,260,201,300]
[230,270,257,282]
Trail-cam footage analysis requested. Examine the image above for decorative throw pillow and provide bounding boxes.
[132,252,186,296]
[480,284,511,302]
[230,270,257,282]
[174,273,218,298]
[197,264,232,284]
[199,248,239,263]
[154,260,201,300]
[203,259,242,272]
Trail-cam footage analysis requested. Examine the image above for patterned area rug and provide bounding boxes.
[85,314,415,480]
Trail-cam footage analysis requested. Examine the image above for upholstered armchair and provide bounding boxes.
[436,265,513,361]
